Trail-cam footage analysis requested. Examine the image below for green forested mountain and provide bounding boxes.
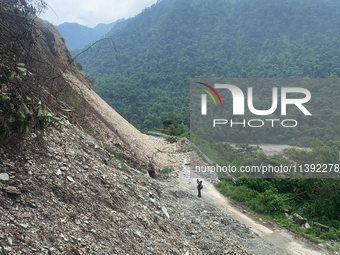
[77,0,340,138]
[56,19,123,51]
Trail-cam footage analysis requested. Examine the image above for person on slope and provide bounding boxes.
[197,179,203,197]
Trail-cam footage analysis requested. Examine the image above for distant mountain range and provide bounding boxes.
[56,19,124,51]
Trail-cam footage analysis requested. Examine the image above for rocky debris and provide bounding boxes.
[0,126,251,255]
[4,186,21,195]
[173,137,192,153]
[66,176,74,182]
[292,213,308,225]
[178,137,190,146]
[0,173,9,181]
[283,208,289,213]
[303,222,311,229]
[161,206,170,219]
[166,137,178,144]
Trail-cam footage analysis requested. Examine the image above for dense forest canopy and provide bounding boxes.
[78,0,340,144]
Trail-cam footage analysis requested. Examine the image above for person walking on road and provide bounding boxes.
[197,179,203,197]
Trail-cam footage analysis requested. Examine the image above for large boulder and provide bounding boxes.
[292,213,308,225]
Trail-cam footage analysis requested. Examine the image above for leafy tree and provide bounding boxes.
[162,118,174,129]
[162,118,188,136]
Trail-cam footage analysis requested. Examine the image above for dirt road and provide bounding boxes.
[176,156,329,255]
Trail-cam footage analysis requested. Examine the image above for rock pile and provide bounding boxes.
[0,126,251,254]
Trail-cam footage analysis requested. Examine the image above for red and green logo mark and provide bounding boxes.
[198,82,222,106]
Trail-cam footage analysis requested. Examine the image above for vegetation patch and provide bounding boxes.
[160,166,175,175]
[105,146,123,161]
[215,177,340,244]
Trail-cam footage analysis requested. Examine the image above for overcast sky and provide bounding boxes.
[39,0,159,28]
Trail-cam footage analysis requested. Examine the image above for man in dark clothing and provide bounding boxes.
[197,179,203,197]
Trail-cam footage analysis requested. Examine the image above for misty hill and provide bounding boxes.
[56,20,123,51]
[77,0,340,144]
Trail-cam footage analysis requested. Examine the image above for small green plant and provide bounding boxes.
[0,49,69,142]
[160,166,174,174]
[0,94,68,141]
[105,146,123,161]
[75,62,83,71]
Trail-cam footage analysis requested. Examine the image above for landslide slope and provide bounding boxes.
[0,6,253,255]
[1,3,171,173]
[0,126,253,254]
